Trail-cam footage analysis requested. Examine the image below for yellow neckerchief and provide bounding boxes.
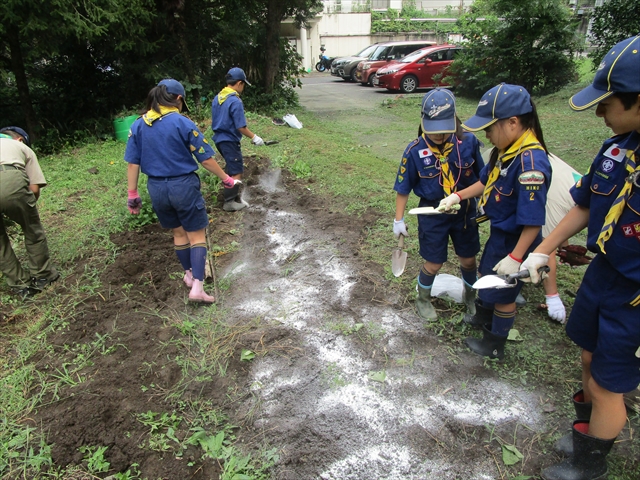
[217,86,238,105]
[478,129,545,207]
[143,105,179,126]
[597,148,639,253]
[423,133,457,195]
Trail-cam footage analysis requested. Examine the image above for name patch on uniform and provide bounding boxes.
[418,148,432,158]
[525,185,540,191]
[621,222,640,242]
[518,170,545,185]
[603,144,627,162]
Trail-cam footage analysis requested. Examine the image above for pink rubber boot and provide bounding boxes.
[188,279,215,303]
[183,270,194,288]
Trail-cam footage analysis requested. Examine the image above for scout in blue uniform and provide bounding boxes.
[439,83,552,361]
[393,89,484,320]
[211,67,264,212]
[125,79,239,304]
[521,35,640,480]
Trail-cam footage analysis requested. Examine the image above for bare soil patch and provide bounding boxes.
[4,154,636,479]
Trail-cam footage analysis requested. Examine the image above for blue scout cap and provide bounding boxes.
[157,79,190,113]
[0,126,31,147]
[421,88,457,134]
[226,67,252,86]
[462,83,533,132]
[570,34,640,111]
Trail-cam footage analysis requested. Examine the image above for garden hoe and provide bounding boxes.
[472,266,550,289]
[391,235,407,277]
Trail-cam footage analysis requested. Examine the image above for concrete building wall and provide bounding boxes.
[323,0,471,14]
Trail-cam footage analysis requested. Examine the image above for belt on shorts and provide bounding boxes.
[147,172,196,181]
[0,164,18,171]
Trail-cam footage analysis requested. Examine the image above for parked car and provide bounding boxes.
[372,44,461,93]
[331,43,378,82]
[355,40,435,86]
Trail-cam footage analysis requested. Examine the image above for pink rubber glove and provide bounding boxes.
[127,189,142,214]
[222,176,242,189]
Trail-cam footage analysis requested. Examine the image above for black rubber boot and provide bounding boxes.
[541,421,615,480]
[463,299,492,329]
[223,183,239,202]
[464,326,507,360]
[416,284,437,321]
[555,390,593,456]
[223,184,247,211]
[462,281,476,316]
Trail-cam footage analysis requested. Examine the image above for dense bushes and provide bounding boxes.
[448,0,579,97]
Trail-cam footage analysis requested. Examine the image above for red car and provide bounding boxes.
[372,44,461,93]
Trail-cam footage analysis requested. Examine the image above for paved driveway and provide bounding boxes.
[297,71,421,113]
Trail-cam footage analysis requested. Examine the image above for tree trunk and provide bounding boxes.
[166,0,200,106]
[6,25,38,141]
[264,0,284,94]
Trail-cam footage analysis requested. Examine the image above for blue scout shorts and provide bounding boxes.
[147,173,209,232]
[417,199,480,264]
[215,141,244,176]
[566,254,640,394]
[478,227,541,305]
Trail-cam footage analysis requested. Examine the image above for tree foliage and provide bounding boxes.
[587,0,640,69]
[0,0,321,150]
[449,0,579,97]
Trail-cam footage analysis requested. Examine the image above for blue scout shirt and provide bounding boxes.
[211,93,247,143]
[124,112,215,178]
[570,130,640,284]
[478,148,551,235]
[393,133,484,201]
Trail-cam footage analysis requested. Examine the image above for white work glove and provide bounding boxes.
[393,218,408,239]
[251,135,265,146]
[493,254,522,276]
[437,193,461,212]
[519,253,550,283]
[545,294,566,324]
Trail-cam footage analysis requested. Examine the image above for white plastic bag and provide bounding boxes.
[431,274,464,303]
[283,113,303,129]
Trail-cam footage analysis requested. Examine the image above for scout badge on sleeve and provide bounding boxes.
[391,236,408,277]
[472,266,550,289]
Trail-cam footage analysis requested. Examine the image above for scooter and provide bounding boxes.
[315,47,334,72]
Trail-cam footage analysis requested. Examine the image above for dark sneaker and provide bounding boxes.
[31,272,61,290]
[12,286,39,299]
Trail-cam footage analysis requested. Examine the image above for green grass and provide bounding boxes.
[1,79,638,479]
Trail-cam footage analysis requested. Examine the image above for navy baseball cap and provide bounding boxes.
[226,67,251,86]
[157,79,190,113]
[570,34,640,111]
[0,126,31,147]
[421,88,456,134]
[462,83,533,132]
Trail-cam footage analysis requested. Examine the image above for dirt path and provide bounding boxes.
[24,154,558,479]
[215,158,548,479]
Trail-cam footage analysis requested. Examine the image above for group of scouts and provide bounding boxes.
[124,69,262,304]
[1,31,638,480]
[393,34,640,480]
